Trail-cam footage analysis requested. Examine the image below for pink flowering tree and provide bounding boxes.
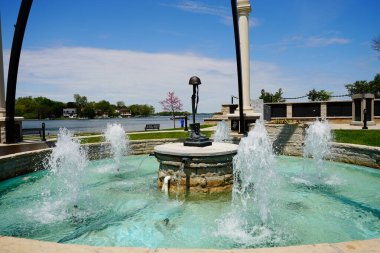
[160,91,183,128]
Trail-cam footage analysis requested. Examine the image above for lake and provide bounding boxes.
[22,115,213,134]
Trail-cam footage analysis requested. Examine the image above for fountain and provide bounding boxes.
[25,128,88,223]
[104,123,129,169]
[232,120,278,224]
[1,118,380,249]
[154,77,238,193]
[303,119,333,178]
[212,120,231,143]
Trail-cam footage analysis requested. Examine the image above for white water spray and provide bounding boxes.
[28,128,88,223]
[212,120,231,143]
[217,120,279,246]
[303,119,332,177]
[104,123,129,168]
[232,120,277,224]
[46,128,88,199]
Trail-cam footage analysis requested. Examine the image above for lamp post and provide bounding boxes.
[362,109,368,130]
[184,76,212,147]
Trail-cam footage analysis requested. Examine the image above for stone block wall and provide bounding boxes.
[0,149,50,181]
[264,124,380,169]
[155,152,235,194]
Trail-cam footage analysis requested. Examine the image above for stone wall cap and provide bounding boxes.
[155,142,238,157]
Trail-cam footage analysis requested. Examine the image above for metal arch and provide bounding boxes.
[230,0,245,134]
[4,0,245,142]
[5,0,33,143]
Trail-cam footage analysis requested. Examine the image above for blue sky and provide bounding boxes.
[0,0,379,112]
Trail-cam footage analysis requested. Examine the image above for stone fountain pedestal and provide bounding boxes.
[154,142,238,194]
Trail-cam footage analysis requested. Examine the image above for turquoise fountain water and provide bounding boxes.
[0,123,379,248]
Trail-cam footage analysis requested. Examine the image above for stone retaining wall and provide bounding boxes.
[1,130,379,182]
[0,139,182,181]
[265,124,380,169]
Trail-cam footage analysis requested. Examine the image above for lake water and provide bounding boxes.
[23,115,212,134]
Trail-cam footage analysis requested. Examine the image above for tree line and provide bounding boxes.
[259,73,380,103]
[15,94,155,119]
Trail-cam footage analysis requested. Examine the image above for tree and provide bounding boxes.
[15,96,65,119]
[373,35,380,54]
[307,89,332,101]
[82,102,96,119]
[345,74,380,98]
[95,100,113,116]
[259,88,285,103]
[128,104,155,116]
[74,94,88,116]
[160,91,183,128]
[116,101,126,108]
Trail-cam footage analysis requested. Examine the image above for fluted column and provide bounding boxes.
[237,0,252,113]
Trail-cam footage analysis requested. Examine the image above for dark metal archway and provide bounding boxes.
[5,0,33,143]
[4,0,245,143]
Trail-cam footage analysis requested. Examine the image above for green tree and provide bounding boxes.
[74,94,88,116]
[345,74,380,97]
[95,100,113,116]
[82,104,96,119]
[15,96,37,118]
[116,101,126,108]
[259,88,285,103]
[128,104,155,116]
[16,96,65,119]
[373,35,380,55]
[307,89,332,101]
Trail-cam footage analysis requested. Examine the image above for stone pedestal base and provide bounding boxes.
[227,112,261,132]
[0,116,24,144]
[154,143,238,194]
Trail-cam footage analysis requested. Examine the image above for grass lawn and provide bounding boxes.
[79,131,213,144]
[333,130,380,147]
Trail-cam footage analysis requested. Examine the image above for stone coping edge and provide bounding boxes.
[154,143,238,157]
[0,236,379,253]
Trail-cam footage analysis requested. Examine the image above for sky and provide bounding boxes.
[0,0,379,113]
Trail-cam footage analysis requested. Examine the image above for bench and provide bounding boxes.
[145,124,160,131]
[22,128,43,136]
[22,123,46,141]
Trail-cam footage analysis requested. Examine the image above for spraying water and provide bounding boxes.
[104,123,129,169]
[303,119,332,178]
[45,128,88,199]
[233,120,277,224]
[212,120,231,143]
[29,128,88,223]
[217,120,279,246]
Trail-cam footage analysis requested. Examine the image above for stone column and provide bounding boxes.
[286,104,293,118]
[237,0,253,114]
[321,102,327,118]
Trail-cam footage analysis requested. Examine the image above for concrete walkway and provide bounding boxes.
[0,236,379,253]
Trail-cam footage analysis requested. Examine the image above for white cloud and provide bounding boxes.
[163,0,259,28]
[3,46,294,112]
[287,35,350,47]
[4,46,359,113]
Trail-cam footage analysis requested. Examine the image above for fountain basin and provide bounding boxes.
[154,142,238,193]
